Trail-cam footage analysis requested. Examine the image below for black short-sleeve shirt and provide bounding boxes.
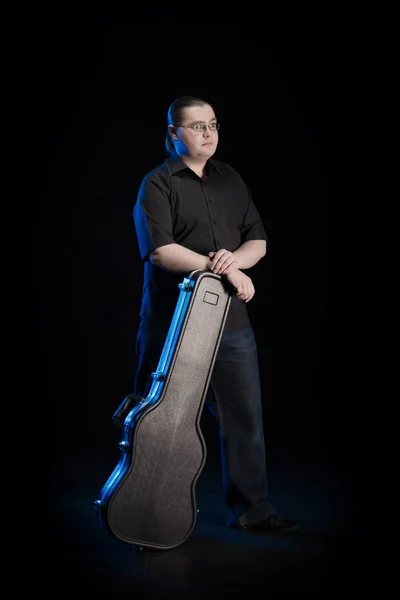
[133,154,268,331]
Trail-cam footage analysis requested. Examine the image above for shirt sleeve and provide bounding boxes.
[133,177,175,261]
[240,182,268,243]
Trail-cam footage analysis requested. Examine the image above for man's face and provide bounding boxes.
[171,104,219,159]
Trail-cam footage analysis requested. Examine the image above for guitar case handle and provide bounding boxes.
[112,394,143,429]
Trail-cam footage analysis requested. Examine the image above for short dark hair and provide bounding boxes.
[165,96,211,154]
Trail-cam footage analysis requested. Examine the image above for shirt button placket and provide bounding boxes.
[203,186,218,251]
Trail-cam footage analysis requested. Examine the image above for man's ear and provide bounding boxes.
[168,124,179,140]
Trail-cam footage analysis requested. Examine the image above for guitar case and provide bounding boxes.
[94,269,232,550]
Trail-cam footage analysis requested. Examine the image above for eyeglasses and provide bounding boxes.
[178,122,220,133]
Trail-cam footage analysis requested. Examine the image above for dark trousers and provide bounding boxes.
[134,316,275,527]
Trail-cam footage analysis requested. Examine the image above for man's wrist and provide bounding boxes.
[231,253,242,270]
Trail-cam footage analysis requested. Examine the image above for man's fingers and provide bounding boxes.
[211,250,233,272]
[235,284,255,302]
[215,258,234,273]
[213,254,237,273]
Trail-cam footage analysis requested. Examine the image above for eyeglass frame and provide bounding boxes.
[175,122,220,133]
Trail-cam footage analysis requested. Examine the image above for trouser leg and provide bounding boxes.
[207,321,276,526]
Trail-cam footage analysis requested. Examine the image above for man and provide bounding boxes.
[132,96,298,532]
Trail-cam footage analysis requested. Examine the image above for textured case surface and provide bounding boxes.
[95,270,232,550]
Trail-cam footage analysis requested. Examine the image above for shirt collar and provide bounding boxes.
[166,153,221,176]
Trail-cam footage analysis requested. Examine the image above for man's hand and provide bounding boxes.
[225,270,255,303]
[209,250,239,275]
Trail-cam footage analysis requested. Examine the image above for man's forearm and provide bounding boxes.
[150,243,211,273]
[232,240,267,269]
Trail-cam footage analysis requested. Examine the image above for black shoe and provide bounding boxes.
[249,514,299,532]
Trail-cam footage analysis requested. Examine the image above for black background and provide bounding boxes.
[31,11,351,524]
